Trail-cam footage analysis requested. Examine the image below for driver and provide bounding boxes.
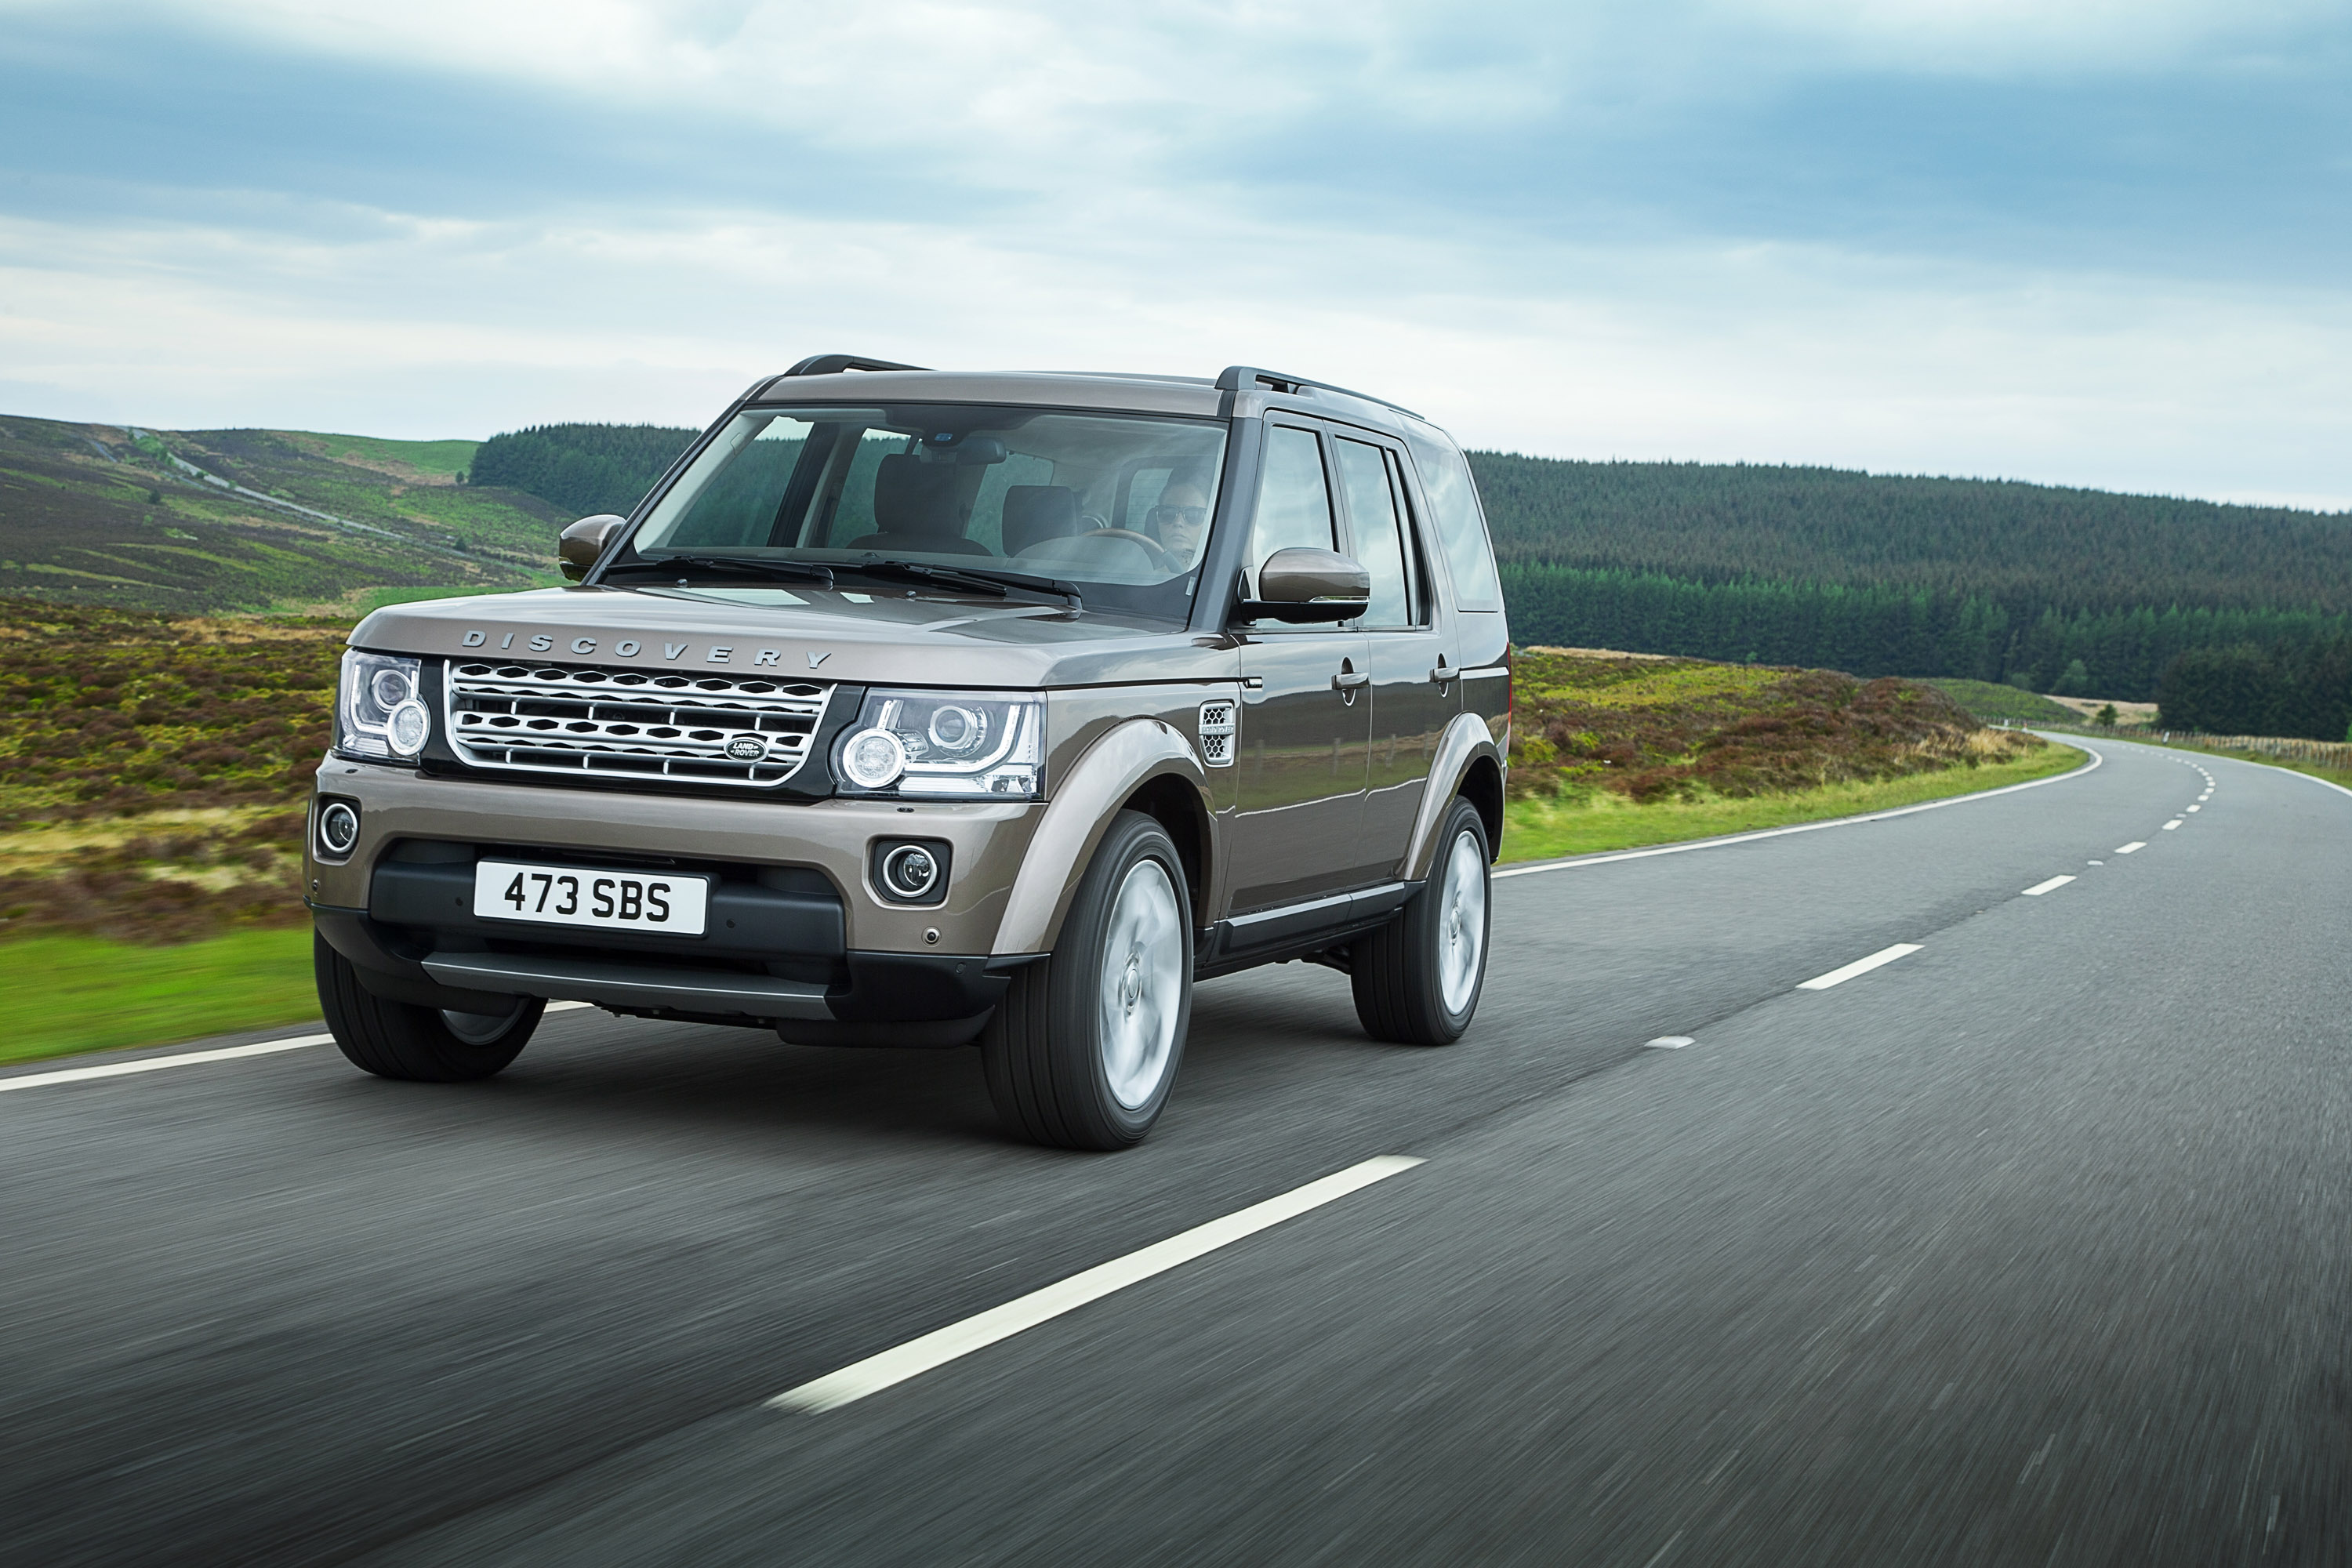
[1145,481,1209,569]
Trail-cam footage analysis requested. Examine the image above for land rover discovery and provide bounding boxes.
[307,357,1511,1149]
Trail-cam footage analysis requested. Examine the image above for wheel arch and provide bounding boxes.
[1401,713,1508,880]
[1116,773,1209,921]
[992,719,1214,955]
[1457,754,1504,860]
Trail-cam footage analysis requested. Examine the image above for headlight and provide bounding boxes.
[833,690,1044,799]
[336,652,429,760]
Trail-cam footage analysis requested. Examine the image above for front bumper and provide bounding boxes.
[307,760,1046,1040]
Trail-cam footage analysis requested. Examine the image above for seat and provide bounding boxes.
[1000,485,1080,557]
[840,453,991,557]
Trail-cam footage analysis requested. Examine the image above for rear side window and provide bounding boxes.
[1403,431,1501,612]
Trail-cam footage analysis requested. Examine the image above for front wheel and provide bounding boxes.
[982,811,1193,1150]
[1351,797,1490,1045]
[315,932,543,1082]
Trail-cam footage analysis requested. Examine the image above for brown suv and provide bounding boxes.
[307,358,1511,1148]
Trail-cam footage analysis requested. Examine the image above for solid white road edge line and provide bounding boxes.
[0,999,598,1095]
[1496,739,2104,881]
[2021,875,2076,896]
[768,1156,1428,1414]
[2116,842,2147,854]
[1796,943,1923,991]
[0,1035,332,1093]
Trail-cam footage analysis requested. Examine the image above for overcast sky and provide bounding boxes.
[2,0,2347,506]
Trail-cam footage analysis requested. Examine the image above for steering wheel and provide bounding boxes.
[1077,528,1171,567]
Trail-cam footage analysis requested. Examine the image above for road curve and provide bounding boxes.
[0,736,2343,1566]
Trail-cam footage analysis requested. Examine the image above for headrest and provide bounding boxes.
[1001,485,1080,557]
[873,453,965,537]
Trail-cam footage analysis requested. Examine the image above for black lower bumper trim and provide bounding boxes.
[311,900,1011,1029]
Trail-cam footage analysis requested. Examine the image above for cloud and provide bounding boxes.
[0,0,2347,505]
[1711,0,2345,74]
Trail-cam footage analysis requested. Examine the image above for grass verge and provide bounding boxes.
[2084,732,2352,793]
[0,928,319,1066]
[1499,739,2085,864]
[0,745,2090,1067]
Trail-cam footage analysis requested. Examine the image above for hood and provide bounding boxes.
[350,586,1233,688]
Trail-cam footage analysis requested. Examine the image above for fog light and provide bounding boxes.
[318,800,360,857]
[869,838,950,906]
[881,844,940,900]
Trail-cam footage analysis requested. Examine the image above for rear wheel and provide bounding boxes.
[1351,796,1490,1045]
[314,932,543,1082]
[982,811,1192,1150]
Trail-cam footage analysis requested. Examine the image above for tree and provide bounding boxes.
[2052,658,2092,696]
[2094,703,2118,727]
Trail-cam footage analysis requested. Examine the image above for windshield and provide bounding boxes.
[619,405,1229,622]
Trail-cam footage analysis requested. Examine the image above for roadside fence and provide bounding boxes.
[1994,720,2352,768]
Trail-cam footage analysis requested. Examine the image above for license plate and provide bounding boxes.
[473,859,710,936]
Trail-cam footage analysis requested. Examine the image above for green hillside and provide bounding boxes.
[1917,680,2079,727]
[470,423,699,518]
[0,415,564,615]
[1468,455,2352,614]
[1469,454,2352,713]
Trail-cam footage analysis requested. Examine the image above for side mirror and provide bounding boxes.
[1237,547,1370,624]
[558,515,626,582]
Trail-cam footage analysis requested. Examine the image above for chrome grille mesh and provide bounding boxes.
[444,660,830,788]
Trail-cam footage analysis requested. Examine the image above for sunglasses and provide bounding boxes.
[1146,505,1207,528]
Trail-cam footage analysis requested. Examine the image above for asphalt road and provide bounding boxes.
[3,735,2345,1566]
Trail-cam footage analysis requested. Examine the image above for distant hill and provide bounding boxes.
[0,416,564,615]
[470,423,699,520]
[14,408,2350,729]
[1468,455,2352,615]
[1468,454,2352,708]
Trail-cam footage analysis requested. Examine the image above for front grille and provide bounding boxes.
[445,660,830,788]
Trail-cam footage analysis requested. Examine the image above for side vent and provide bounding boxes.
[1197,700,1236,767]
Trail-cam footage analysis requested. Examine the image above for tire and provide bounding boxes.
[314,932,543,1082]
[982,811,1193,1150]
[1351,796,1490,1046]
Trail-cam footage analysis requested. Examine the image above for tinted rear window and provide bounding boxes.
[1403,430,1501,612]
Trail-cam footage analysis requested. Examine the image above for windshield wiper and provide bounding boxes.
[610,555,837,588]
[846,558,1082,612]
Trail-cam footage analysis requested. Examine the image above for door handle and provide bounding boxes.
[1428,663,1454,685]
[1331,671,1370,690]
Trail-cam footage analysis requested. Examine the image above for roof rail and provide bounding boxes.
[1214,365,1419,419]
[782,353,930,377]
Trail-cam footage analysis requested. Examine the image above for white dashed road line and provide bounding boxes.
[2022,875,2076,896]
[768,1156,1428,1414]
[2163,820,2183,830]
[2116,842,2147,855]
[1797,943,1923,992]
[1645,1036,1695,1050]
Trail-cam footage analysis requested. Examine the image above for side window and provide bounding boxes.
[1247,425,1337,564]
[1333,437,1416,628]
[1403,431,1502,612]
